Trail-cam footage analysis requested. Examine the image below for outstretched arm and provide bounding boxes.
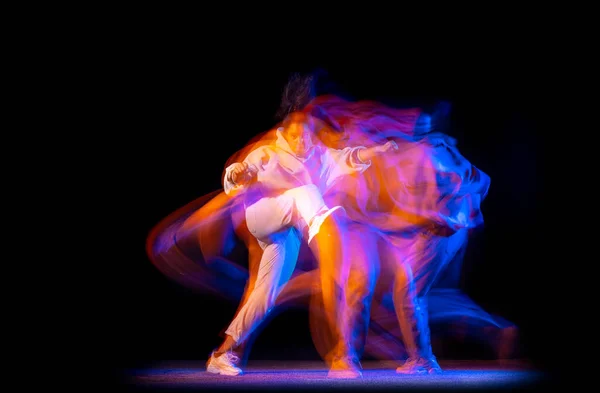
[324,140,399,188]
[357,140,398,162]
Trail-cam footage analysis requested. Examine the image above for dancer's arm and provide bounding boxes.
[356,140,398,162]
[323,140,398,187]
[223,148,265,196]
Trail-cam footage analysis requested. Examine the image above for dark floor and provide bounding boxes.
[118,359,551,392]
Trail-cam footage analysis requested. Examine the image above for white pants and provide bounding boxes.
[224,185,342,344]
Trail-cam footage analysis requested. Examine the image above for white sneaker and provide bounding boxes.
[206,351,243,376]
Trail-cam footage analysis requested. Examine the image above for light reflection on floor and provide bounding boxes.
[123,359,549,391]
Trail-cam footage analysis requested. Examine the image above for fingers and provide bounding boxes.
[230,164,245,182]
[233,163,247,176]
[231,162,256,185]
[381,140,398,152]
[247,164,258,173]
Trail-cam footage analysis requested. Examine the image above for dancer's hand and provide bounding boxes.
[229,162,249,184]
[357,140,398,163]
[229,162,257,185]
[376,140,398,153]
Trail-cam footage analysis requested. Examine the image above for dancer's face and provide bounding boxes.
[284,118,314,157]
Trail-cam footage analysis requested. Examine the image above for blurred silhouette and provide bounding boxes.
[145,72,518,376]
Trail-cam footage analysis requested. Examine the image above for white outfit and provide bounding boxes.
[222,130,370,344]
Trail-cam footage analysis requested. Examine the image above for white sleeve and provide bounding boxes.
[323,146,371,188]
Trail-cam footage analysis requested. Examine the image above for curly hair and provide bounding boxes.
[275,69,332,121]
[274,73,315,121]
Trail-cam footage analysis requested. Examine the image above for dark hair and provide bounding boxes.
[275,69,329,121]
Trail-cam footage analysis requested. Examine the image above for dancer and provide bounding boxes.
[205,109,398,378]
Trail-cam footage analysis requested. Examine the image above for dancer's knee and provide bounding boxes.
[308,206,347,244]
